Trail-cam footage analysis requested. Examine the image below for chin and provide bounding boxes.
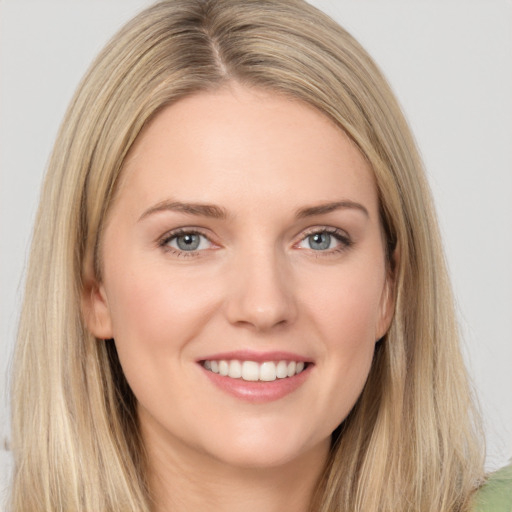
[200,425,330,471]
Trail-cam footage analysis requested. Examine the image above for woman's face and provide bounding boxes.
[84,84,394,470]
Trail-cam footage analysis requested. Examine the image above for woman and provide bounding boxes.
[8,0,509,510]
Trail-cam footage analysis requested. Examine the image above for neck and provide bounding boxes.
[143,425,330,512]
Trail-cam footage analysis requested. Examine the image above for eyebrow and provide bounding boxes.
[138,199,369,222]
[295,200,369,219]
[138,200,228,222]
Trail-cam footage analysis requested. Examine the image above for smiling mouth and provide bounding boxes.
[201,359,309,382]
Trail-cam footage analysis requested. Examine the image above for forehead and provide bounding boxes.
[116,84,378,217]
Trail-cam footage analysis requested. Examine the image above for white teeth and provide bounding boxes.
[218,360,229,376]
[228,360,242,379]
[276,360,288,379]
[203,359,308,382]
[242,361,260,381]
[259,362,277,382]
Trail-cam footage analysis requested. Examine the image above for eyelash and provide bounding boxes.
[159,228,214,257]
[158,226,353,257]
[297,227,353,255]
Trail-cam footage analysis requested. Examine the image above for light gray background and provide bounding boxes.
[1,0,511,503]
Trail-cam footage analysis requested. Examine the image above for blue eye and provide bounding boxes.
[162,231,212,253]
[307,232,333,250]
[297,228,351,252]
[175,233,201,251]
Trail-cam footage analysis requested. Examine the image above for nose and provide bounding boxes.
[224,247,298,332]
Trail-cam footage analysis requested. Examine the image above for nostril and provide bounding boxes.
[224,262,298,330]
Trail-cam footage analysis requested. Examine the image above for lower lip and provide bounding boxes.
[200,364,312,403]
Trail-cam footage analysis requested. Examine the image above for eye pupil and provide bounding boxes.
[177,233,200,251]
[309,232,331,250]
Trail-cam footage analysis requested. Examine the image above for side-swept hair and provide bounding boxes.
[10,1,484,510]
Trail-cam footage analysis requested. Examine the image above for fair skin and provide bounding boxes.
[83,83,394,512]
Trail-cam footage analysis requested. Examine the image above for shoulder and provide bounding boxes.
[472,464,512,512]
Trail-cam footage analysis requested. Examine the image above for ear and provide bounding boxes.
[81,273,113,340]
[375,247,399,341]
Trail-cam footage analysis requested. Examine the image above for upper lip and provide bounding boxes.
[197,350,312,363]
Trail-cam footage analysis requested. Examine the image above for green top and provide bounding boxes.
[472,464,512,511]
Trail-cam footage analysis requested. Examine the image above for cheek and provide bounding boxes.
[302,257,386,347]
[101,263,225,407]
[105,262,220,344]
[102,264,223,415]
[298,258,385,422]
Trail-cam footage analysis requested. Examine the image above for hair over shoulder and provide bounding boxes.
[10,1,485,511]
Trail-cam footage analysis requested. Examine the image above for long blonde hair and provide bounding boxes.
[10,1,485,510]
